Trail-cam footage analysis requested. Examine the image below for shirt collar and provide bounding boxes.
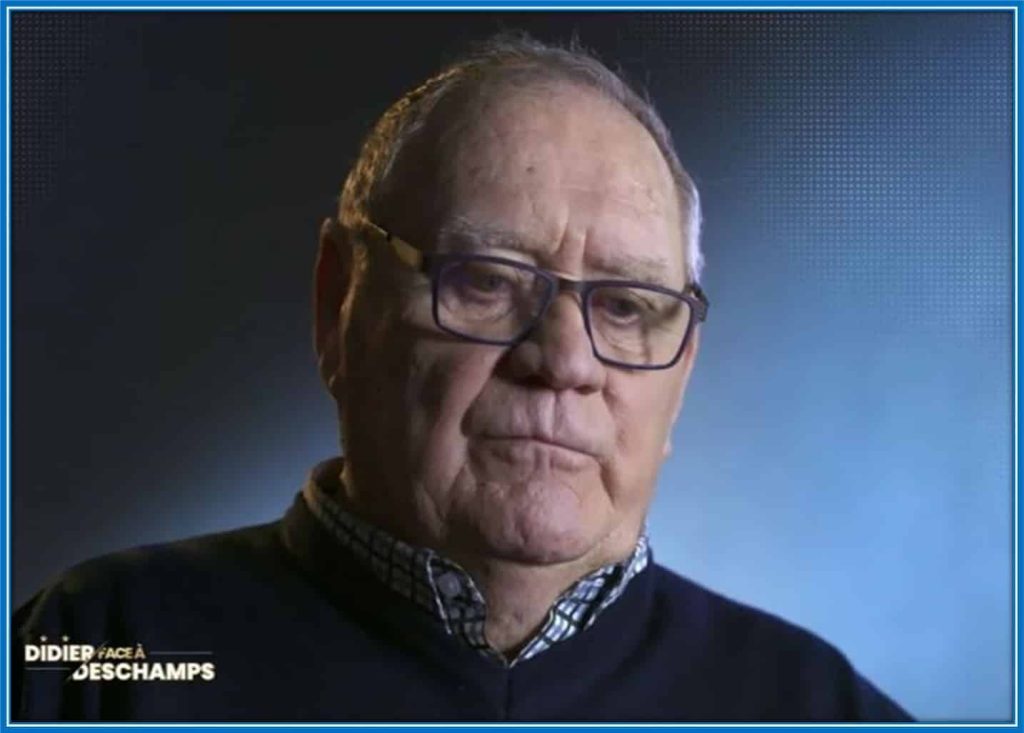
[301,458,650,667]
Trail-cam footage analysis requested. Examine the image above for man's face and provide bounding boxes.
[331,82,698,570]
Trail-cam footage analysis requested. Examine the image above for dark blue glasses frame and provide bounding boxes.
[363,220,709,370]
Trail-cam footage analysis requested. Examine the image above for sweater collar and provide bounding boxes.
[300,457,650,667]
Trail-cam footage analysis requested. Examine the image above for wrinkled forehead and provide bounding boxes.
[380,80,692,284]
[386,80,689,286]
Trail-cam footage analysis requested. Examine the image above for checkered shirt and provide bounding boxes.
[302,473,650,667]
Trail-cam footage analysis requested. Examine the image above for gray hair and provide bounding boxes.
[338,33,704,284]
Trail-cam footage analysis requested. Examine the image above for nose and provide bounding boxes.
[502,292,606,392]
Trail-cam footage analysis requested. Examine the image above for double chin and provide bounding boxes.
[446,466,608,565]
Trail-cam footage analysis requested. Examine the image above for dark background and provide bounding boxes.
[11,11,1013,720]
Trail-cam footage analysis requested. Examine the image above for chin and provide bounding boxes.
[480,531,597,565]
[462,490,606,565]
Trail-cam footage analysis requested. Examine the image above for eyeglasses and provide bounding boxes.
[361,220,709,370]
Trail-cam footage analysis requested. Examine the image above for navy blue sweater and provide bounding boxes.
[12,494,912,722]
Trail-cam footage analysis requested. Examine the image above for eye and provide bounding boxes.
[447,261,525,304]
[604,296,641,319]
[593,291,649,324]
[465,269,510,294]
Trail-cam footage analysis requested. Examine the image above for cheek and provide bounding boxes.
[405,342,503,486]
[605,373,684,486]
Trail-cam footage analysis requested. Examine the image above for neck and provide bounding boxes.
[450,528,641,657]
[336,460,640,657]
[456,556,596,656]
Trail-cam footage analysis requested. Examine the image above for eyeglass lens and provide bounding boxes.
[435,259,693,367]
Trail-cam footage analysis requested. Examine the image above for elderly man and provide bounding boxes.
[13,36,911,722]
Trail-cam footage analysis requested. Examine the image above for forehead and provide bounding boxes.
[425,82,687,287]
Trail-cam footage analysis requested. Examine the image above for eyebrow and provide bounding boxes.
[437,219,679,289]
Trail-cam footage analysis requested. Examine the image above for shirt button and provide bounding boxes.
[437,573,461,598]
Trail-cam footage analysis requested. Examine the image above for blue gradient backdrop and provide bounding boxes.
[10,11,1013,721]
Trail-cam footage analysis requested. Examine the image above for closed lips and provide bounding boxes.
[479,434,598,457]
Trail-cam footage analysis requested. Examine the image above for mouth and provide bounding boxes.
[476,434,598,459]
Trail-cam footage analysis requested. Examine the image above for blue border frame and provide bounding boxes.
[0,3,1017,730]
[0,2,1020,8]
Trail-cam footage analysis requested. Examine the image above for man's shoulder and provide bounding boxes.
[36,519,284,589]
[642,563,912,721]
[648,562,842,656]
[14,520,292,636]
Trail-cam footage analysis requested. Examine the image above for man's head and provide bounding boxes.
[315,35,704,574]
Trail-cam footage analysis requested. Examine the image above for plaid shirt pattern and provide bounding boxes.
[302,474,650,667]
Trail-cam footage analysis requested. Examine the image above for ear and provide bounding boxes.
[662,326,701,459]
[313,218,355,399]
